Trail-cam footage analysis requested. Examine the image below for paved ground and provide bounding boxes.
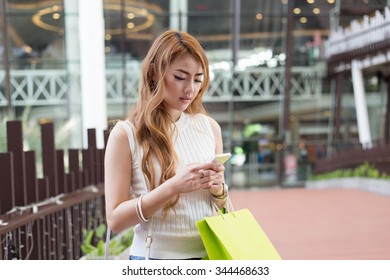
[229,188,390,260]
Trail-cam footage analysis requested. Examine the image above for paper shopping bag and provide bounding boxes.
[197,208,281,260]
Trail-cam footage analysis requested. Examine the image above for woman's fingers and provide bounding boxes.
[198,170,218,189]
[182,162,224,192]
[190,161,224,173]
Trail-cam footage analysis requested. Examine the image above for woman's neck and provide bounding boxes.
[168,110,182,122]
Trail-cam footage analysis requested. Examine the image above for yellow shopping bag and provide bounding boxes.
[197,208,282,260]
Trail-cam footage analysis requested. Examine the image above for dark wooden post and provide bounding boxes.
[82,128,97,185]
[24,151,38,204]
[6,121,27,206]
[56,150,66,194]
[41,123,58,197]
[0,153,14,215]
[69,149,82,190]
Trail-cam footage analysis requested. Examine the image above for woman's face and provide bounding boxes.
[162,53,203,121]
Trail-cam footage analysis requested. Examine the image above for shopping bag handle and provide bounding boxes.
[211,195,235,219]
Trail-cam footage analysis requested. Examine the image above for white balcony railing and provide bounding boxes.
[0,66,325,107]
[325,7,390,58]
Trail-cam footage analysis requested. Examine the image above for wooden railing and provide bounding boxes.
[0,121,107,259]
[314,143,390,175]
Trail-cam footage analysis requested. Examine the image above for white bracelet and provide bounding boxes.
[135,196,143,222]
[137,194,149,222]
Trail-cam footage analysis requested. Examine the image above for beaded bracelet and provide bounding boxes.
[212,183,228,199]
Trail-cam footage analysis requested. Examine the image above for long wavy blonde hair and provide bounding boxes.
[129,30,210,213]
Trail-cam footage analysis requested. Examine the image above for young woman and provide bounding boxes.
[104,30,228,260]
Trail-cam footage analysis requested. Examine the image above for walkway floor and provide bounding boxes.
[229,188,390,260]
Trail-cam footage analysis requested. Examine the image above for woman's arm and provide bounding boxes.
[207,116,224,155]
[104,124,139,233]
[207,116,228,207]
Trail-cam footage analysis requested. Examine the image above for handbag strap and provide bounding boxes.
[145,219,153,260]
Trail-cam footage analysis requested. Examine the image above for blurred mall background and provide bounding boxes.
[1,0,390,189]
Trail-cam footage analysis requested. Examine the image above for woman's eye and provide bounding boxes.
[195,79,203,84]
[174,75,185,80]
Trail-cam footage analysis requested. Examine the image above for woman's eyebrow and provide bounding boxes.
[174,69,203,76]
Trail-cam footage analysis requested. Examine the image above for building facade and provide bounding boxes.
[1,0,389,188]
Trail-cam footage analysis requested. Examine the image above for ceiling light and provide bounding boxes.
[313,8,321,14]
[32,3,157,35]
[127,22,135,29]
[293,8,301,14]
[32,6,64,32]
[52,13,60,20]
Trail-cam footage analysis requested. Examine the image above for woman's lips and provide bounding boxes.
[179,97,191,103]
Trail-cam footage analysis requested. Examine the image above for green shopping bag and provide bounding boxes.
[197,208,282,260]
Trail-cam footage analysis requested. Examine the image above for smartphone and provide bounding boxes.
[213,153,232,164]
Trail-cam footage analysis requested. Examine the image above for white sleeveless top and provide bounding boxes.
[115,112,216,259]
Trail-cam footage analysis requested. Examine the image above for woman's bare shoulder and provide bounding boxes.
[205,115,221,132]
